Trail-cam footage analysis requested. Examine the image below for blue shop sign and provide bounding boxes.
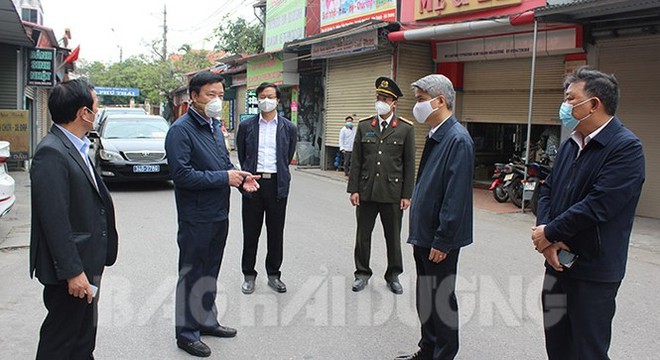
[95,87,140,97]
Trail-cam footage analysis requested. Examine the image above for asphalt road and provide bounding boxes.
[0,168,658,359]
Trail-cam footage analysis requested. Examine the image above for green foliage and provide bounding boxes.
[211,16,263,55]
[76,47,214,106]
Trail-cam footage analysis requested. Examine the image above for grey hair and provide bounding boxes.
[411,74,455,110]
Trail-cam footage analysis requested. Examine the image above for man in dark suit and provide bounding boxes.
[165,71,259,357]
[347,77,416,295]
[236,82,298,294]
[532,67,645,359]
[397,74,474,360]
[30,79,119,360]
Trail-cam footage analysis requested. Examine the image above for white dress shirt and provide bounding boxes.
[257,114,278,173]
[378,113,394,132]
[339,125,356,152]
[55,124,98,189]
[570,116,614,158]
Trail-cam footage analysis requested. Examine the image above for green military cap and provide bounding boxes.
[375,76,403,100]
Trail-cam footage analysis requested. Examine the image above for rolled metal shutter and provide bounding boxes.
[0,44,19,108]
[395,42,434,167]
[597,35,660,218]
[461,56,565,125]
[324,50,392,147]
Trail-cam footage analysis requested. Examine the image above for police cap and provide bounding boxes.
[375,76,403,100]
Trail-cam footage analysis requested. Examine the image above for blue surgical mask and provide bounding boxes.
[558,98,593,131]
[345,122,353,128]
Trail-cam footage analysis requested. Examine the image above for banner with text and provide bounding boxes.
[27,48,55,87]
[265,0,307,52]
[247,56,284,89]
[321,0,396,32]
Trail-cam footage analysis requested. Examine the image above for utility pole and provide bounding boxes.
[162,4,168,62]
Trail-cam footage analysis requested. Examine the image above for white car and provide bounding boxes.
[0,141,16,217]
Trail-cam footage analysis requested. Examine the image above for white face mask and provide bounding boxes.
[258,98,278,113]
[375,101,392,116]
[413,97,439,124]
[205,98,223,118]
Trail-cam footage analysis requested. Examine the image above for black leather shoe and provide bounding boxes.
[241,279,255,294]
[352,278,368,292]
[177,339,211,357]
[394,349,432,360]
[268,278,287,293]
[387,281,403,295]
[200,325,237,338]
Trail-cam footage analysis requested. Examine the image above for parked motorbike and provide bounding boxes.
[526,155,553,215]
[489,162,508,203]
[502,155,528,208]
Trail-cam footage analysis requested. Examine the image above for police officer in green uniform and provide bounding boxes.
[347,77,416,294]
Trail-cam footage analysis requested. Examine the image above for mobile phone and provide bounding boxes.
[90,284,98,298]
[557,249,578,268]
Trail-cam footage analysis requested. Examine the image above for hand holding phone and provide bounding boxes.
[557,249,578,268]
[89,284,98,298]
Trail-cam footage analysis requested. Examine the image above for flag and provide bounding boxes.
[64,45,80,64]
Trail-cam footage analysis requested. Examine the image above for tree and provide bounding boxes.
[211,16,263,54]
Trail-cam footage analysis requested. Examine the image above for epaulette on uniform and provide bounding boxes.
[359,115,375,122]
[398,117,413,125]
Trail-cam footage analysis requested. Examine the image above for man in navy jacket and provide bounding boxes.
[166,71,258,357]
[397,74,474,360]
[236,82,297,294]
[532,67,645,360]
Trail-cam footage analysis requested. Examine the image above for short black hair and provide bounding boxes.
[345,116,353,121]
[564,66,619,115]
[256,82,281,99]
[48,78,95,125]
[189,70,225,97]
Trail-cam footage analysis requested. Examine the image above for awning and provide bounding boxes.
[535,0,660,23]
[284,19,393,51]
[388,11,536,42]
[0,0,34,47]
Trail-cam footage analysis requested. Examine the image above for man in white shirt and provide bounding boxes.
[339,116,356,176]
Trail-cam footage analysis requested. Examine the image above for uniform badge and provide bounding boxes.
[366,131,376,137]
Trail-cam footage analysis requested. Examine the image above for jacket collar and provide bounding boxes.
[429,115,458,143]
[587,116,622,148]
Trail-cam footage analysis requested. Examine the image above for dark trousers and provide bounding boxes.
[354,201,403,281]
[36,283,98,360]
[241,176,288,279]
[413,246,460,360]
[342,151,352,176]
[175,219,228,342]
[542,270,621,360]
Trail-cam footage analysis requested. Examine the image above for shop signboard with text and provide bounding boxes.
[265,0,307,52]
[320,0,396,32]
[247,53,299,89]
[312,29,378,59]
[0,110,29,160]
[413,0,522,21]
[27,48,55,87]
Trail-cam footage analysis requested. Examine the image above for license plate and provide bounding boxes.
[133,165,160,173]
[524,182,536,191]
[504,174,514,181]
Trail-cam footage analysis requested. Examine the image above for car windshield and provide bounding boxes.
[102,118,169,139]
[104,108,146,115]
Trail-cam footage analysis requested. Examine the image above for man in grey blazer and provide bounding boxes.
[30,79,118,360]
[397,74,474,360]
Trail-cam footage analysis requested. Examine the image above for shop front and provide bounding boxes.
[390,0,582,180]
[536,0,660,218]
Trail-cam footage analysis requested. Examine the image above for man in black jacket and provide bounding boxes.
[236,82,298,294]
[532,67,645,359]
[30,79,118,360]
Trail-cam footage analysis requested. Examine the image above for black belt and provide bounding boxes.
[256,172,277,180]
